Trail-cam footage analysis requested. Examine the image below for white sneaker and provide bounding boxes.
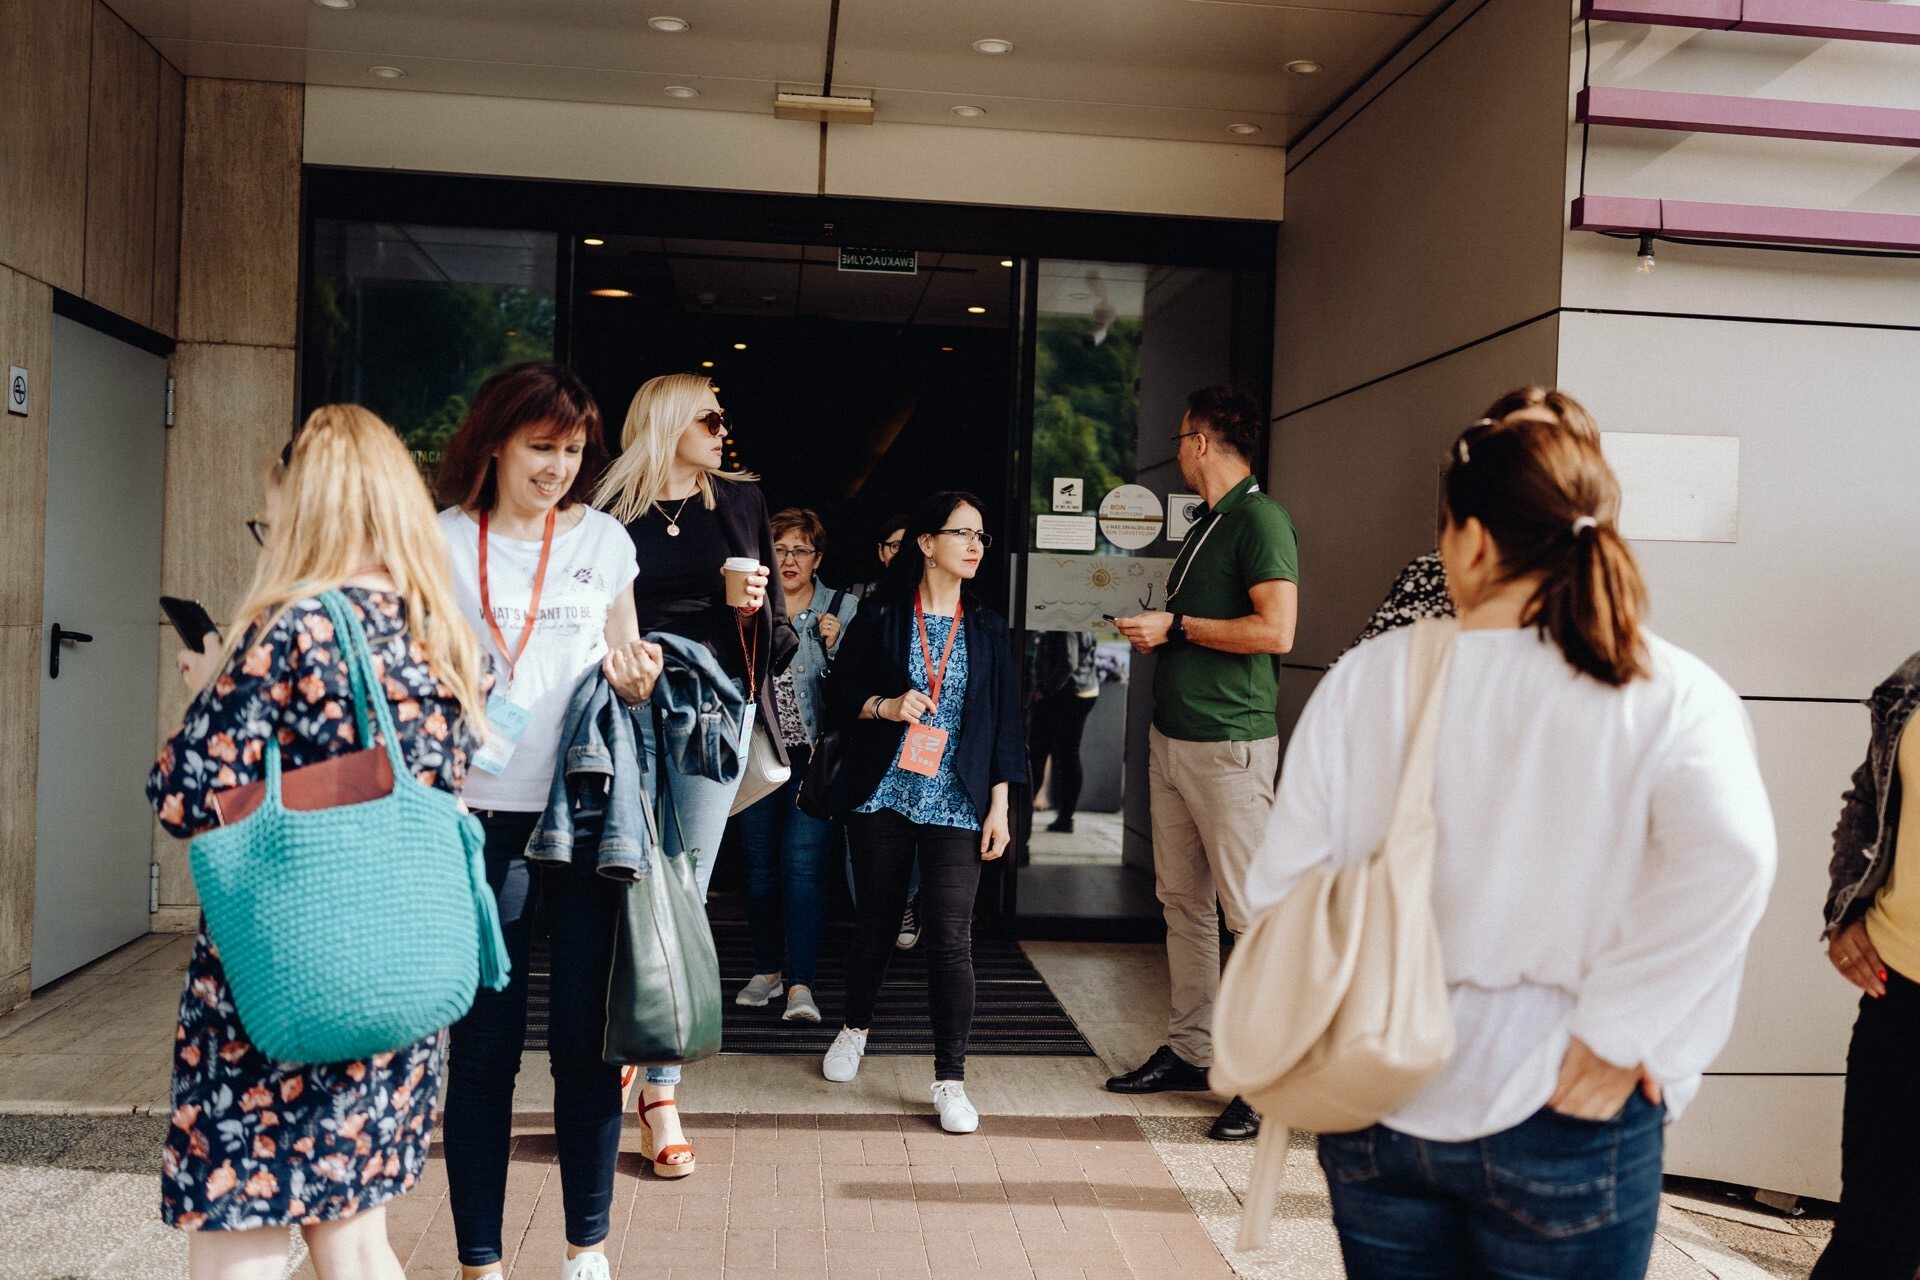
[783,985,822,1023]
[735,972,785,1007]
[823,1026,867,1082]
[932,1080,979,1134]
[559,1251,610,1280]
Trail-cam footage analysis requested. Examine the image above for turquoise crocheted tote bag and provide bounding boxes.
[189,590,509,1065]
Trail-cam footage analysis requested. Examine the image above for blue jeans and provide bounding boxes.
[646,707,748,1085]
[1318,1092,1665,1280]
[734,757,833,989]
[443,811,624,1266]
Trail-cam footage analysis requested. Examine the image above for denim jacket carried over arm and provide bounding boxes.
[1825,649,1920,938]
[528,633,747,880]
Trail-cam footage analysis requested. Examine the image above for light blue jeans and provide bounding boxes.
[646,703,750,1086]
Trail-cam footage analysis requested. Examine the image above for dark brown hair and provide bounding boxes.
[1185,386,1263,461]
[1480,385,1600,444]
[771,507,828,556]
[434,362,606,512]
[1444,415,1648,686]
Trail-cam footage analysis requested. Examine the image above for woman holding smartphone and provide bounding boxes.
[434,362,661,1280]
[811,491,1026,1134]
[149,405,489,1280]
[593,372,795,1175]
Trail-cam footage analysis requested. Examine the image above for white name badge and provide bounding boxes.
[471,693,533,776]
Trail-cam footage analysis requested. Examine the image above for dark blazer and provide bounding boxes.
[819,589,1028,821]
[711,479,799,758]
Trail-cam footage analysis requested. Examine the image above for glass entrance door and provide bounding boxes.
[1009,260,1239,936]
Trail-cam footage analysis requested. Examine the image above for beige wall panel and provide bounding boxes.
[0,264,54,627]
[302,86,819,197]
[1558,312,1920,699]
[178,80,302,347]
[0,625,44,1006]
[152,623,196,912]
[824,123,1284,221]
[161,343,294,613]
[151,61,184,337]
[1274,0,1567,415]
[1268,316,1561,668]
[1564,21,1920,326]
[1666,1074,1841,1201]
[0,0,91,292]
[83,4,160,328]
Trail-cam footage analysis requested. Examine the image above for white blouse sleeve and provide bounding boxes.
[1568,674,1778,1073]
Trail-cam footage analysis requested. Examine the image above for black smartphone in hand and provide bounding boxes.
[160,596,220,652]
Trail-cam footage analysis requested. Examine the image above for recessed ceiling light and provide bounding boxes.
[1000,259,1013,267]
[941,346,955,352]
[972,38,1014,55]
[590,288,633,298]
[663,85,700,99]
[313,0,356,9]
[732,342,748,350]
[1284,59,1322,75]
[582,237,605,246]
[1227,123,1262,136]
[369,65,405,79]
[648,16,691,32]
[967,306,987,314]
[759,293,778,303]
[701,360,715,368]
[950,105,987,118]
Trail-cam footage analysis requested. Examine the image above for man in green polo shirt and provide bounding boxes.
[1108,386,1299,1143]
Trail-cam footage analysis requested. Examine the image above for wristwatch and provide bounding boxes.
[1168,613,1187,644]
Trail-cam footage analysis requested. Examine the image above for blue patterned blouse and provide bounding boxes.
[856,613,980,831]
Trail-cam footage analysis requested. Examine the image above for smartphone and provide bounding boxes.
[160,596,220,652]
[1101,613,1120,625]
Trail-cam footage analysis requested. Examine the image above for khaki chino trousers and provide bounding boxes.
[1147,727,1279,1070]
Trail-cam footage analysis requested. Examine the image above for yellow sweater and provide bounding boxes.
[1866,718,1920,982]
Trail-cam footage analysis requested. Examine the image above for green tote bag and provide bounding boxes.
[189,591,509,1065]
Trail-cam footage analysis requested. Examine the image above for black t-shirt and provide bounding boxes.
[628,500,746,677]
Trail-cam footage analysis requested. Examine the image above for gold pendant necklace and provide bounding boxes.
[663,495,694,537]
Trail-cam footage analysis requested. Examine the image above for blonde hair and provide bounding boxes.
[593,373,751,523]
[223,404,490,732]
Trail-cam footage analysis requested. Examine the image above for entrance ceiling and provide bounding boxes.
[106,0,1446,147]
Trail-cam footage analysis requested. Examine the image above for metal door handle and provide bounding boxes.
[49,624,93,679]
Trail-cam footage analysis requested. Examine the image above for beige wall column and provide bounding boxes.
[0,0,184,1009]
[150,79,304,933]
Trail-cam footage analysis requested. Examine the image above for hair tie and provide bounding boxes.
[1571,515,1599,536]
[1454,438,1471,465]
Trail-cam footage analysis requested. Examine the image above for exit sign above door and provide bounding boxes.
[838,247,918,275]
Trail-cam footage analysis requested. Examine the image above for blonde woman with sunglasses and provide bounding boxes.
[594,372,796,1174]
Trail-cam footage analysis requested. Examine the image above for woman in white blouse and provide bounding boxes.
[1245,407,1775,1279]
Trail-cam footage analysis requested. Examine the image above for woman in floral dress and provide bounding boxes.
[149,405,490,1280]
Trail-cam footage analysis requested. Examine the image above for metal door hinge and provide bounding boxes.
[164,378,176,428]
[149,863,160,913]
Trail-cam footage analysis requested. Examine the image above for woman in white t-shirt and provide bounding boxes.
[1245,408,1776,1279]
[432,363,660,1280]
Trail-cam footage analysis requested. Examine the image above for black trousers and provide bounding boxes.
[1811,966,1920,1280]
[1029,692,1097,821]
[843,809,981,1080]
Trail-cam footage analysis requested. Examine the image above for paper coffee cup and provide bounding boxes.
[723,556,761,608]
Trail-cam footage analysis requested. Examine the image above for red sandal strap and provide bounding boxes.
[641,1097,678,1115]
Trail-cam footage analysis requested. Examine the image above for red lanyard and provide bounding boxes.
[915,593,963,710]
[477,506,557,686]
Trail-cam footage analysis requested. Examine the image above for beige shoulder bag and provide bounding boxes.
[1211,617,1459,1250]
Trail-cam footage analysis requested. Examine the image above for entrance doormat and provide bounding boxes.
[523,920,1095,1057]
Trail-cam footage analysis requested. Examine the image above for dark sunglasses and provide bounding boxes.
[694,410,729,437]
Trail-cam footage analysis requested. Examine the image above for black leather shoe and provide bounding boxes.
[1105,1045,1211,1094]
[1208,1096,1261,1142]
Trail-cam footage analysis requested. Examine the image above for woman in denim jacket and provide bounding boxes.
[1812,650,1920,1279]
[732,508,859,1024]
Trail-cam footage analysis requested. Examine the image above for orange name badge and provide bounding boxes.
[898,722,950,777]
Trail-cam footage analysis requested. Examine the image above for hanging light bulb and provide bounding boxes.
[1636,233,1656,276]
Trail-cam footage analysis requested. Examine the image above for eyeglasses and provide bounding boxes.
[772,545,818,561]
[246,519,269,547]
[694,410,729,437]
[936,529,993,548]
[878,538,903,554]
[1170,429,1203,446]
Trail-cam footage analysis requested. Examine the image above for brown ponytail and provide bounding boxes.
[1444,414,1648,686]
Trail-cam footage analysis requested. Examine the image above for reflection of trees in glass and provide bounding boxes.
[1030,314,1141,520]
[306,280,555,469]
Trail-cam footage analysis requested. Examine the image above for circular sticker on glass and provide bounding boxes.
[1098,484,1165,550]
